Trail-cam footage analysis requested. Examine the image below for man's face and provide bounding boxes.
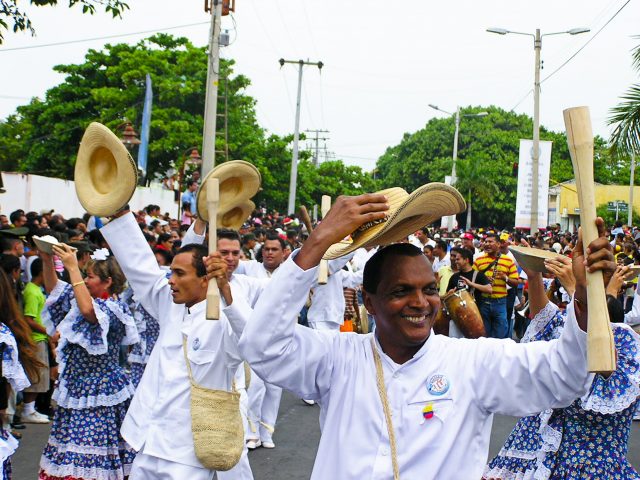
[0,216,8,227]
[246,239,256,249]
[449,251,459,268]
[454,254,469,270]
[168,252,207,306]
[415,230,425,242]
[363,255,439,350]
[217,238,241,275]
[189,183,198,192]
[423,247,434,262]
[483,237,499,255]
[14,215,26,228]
[11,239,24,256]
[262,239,284,271]
[462,237,474,250]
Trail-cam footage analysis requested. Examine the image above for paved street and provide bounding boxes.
[11,391,640,479]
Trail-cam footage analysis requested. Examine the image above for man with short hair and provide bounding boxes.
[9,210,26,228]
[102,211,255,480]
[181,181,198,216]
[236,192,610,480]
[0,214,9,228]
[473,233,519,338]
[431,239,450,274]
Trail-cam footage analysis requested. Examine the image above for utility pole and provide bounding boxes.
[630,152,636,226]
[201,0,223,178]
[531,28,541,235]
[280,59,324,214]
[305,129,330,166]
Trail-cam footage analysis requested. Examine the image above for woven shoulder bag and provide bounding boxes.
[182,336,244,471]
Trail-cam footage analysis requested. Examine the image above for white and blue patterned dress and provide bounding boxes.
[484,302,640,479]
[127,304,160,388]
[0,322,31,480]
[39,281,139,480]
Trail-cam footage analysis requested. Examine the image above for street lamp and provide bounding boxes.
[429,105,488,231]
[487,26,589,233]
[118,121,142,151]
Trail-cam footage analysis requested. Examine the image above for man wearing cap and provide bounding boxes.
[473,232,519,338]
[235,192,612,480]
[461,232,481,259]
[101,211,255,480]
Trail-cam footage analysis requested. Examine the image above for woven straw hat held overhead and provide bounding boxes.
[74,122,138,217]
[508,245,563,274]
[323,183,466,260]
[196,160,261,231]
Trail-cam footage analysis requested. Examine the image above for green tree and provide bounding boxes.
[0,0,128,43]
[454,158,499,229]
[376,105,619,228]
[609,37,640,156]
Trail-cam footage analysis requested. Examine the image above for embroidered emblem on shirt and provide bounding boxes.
[426,374,449,396]
[192,338,201,351]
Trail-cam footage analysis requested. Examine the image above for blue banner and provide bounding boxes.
[137,74,153,179]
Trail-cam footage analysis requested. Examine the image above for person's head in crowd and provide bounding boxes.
[67,229,84,242]
[150,220,163,236]
[170,229,181,244]
[0,215,9,228]
[262,232,286,273]
[0,268,42,381]
[254,229,266,244]
[39,208,54,222]
[623,242,635,256]
[217,229,242,279]
[362,243,437,360]
[483,232,500,255]
[30,257,43,285]
[0,254,21,284]
[433,239,447,260]
[413,228,428,245]
[185,180,198,193]
[169,243,209,307]
[461,232,475,252]
[66,217,87,233]
[84,256,127,299]
[282,243,292,262]
[0,232,25,257]
[452,246,473,271]
[68,241,93,271]
[191,170,200,184]
[449,246,460,272]
[10,209,27,228]
[242,233,257,251]
[499,233,511,253]
[169,218,180,231]
[143,232,157,250]
[157,233,175,252]
[154,248,174,267]
[423,244,434,263]
[286,229,298,245]
[86,229,109,250]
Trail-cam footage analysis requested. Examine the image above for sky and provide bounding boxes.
[1,0,638,172]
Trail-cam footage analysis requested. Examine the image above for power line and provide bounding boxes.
[541,0,632,84]
[0,21,209,52]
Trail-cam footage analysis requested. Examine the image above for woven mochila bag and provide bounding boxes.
[182,337,244,471]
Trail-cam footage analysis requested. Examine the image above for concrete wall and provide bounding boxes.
[0,171,180,219]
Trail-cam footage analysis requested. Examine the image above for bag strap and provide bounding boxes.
[182,335,237,392]
[470,270,478,296]
[370,337,400,480]
[478,254,500,274]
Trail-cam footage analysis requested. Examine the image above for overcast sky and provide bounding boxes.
[1,0,638,171]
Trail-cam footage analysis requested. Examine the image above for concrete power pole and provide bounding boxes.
[201,0,223,178]
[280,59,323,214]
[530,28,541,235]
[305,129,330,167]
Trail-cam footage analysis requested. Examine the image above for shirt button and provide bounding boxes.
[381,448,389,456]
[392,372,399,379]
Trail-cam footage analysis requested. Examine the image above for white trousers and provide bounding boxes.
[246,370,282,441]
[129,449,253,480]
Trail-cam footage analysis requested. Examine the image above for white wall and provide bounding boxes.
[0,171,180,219]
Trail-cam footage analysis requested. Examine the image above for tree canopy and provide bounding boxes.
[0,0,128,43]
[0,34,376,213]
[376,106,623,228]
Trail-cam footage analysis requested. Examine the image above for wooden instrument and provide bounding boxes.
[318,195,331,285]
[206,178,220,320]
[441,289,485,339]
[298,205,314,234]
[563,106,616,374]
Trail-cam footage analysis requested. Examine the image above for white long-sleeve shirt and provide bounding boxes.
[239,253,592,480]
[624,287,640,327]
[102,214,251,471]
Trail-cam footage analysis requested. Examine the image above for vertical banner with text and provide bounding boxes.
[441,175,457,231]
[515,139,552,230]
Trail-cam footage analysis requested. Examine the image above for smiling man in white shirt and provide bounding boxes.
[236,192,614,480]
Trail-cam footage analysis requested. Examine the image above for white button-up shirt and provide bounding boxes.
[239,253,592,480]
[102,214,251,470]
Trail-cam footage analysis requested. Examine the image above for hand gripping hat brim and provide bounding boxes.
[74,122,138,217]
[509,245,563,273]
[196,160,262,231]
[323,183,466,260]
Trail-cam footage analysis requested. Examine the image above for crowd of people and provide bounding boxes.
[0,192,638,479]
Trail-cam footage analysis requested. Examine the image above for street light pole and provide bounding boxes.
[452,106,461,183]
[280,58,324,215]
[531,28,541,234]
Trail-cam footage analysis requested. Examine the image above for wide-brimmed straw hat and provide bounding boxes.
[196,160,261,230]
[74,122,138,217]
[323,183,466,260]
[509,245,563,273]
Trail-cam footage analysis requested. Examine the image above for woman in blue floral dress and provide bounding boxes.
[484,256,640,480]
[39,245,138,480]
[127,302,159,388]
[0,268,44,479]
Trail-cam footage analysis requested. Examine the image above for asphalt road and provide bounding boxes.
[11,391,640,479]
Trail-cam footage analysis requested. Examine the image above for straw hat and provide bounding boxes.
[323,183,466,260]
[509,245,563,273]
[74,122,138,217]
[196,160,261,230]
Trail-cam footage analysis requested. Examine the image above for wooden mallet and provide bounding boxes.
[206,178,220,320]
[563,106,616,374]
[298,205,314,235]
[317,195,331,285]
